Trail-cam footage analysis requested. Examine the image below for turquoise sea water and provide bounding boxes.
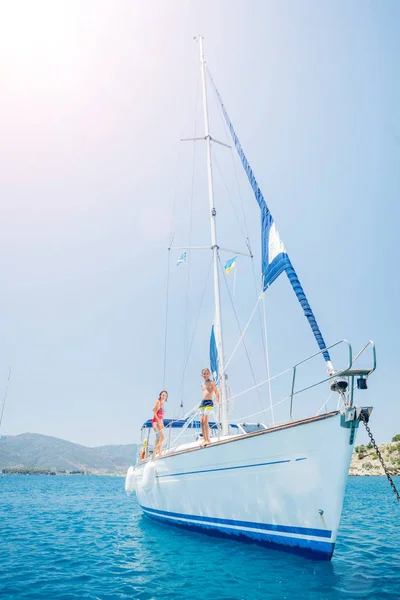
[0,475,399,600]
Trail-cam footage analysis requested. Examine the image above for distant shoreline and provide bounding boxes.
[0,433,137,474]
[1,470,125,477]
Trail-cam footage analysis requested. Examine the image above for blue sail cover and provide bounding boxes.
[210,325,219,385]
[208,71,331,363]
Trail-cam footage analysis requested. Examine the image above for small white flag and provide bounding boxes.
[177,251,187,266]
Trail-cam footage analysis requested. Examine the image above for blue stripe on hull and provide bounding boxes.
[156,458,291,479]
[142,507,335,560]
[140,505,332,538]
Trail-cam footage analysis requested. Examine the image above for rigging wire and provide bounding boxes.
[206,66,252,244]
[168,158,181,247]
[180,77,199,413]
[163,249,171,389]
[218,254,265,412]
[232,395,290,424]
[211,146,249,246]
[224,294,262,372]
[229,366,292,403]
[262,295,274,425]
[174,257,213,418]
[230,129,269,365]
[222,90,269,373]
[163,149,181,389]
[207,68,269,377]
[316,391,334,416]
[213,135,267,366]
[229,136,251,240]
[226,123,268,364]
[163,63,199,393]
[251,257,267,360]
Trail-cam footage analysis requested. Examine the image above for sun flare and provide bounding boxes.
[0,1,81,68]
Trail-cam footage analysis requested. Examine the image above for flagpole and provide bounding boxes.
[233,264,237,300]
[198,36,229,436]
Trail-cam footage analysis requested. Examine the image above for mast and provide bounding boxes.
[198,36,229,435]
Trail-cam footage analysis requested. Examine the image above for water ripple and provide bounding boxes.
[0,476,399,599]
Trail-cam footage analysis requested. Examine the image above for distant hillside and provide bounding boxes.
[0,433,137,474]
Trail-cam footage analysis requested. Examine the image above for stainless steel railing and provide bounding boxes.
[289,339,376,419]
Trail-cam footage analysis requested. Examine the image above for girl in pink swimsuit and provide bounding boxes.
[152,390,168,457]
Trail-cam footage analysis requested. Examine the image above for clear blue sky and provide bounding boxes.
[0,0,399,447]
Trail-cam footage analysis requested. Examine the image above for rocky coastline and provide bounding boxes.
[349,439,400,476]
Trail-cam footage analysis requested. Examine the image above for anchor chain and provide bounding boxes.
[360,414,400,503]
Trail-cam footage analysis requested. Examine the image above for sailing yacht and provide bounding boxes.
[125,37,376,560]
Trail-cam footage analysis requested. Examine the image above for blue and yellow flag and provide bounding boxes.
[224,256,237,275]
[177,251,187,266]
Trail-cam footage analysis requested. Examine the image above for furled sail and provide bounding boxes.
[210,326,219,385]
[208,71,331,364]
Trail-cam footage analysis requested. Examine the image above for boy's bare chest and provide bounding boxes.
[202,380,213,393]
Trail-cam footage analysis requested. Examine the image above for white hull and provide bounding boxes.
[129,411,357,560]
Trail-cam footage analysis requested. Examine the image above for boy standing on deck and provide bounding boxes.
[199,368,220,446]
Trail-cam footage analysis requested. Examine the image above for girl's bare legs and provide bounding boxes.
[153,424,164,456]
[156,430,164,456]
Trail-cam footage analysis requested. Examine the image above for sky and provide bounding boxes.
[0,0,399,447]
